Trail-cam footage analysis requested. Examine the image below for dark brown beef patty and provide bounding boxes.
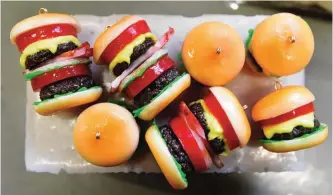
[133,68,179,108]
[113,38,155,76]
[25,42,78,70]
[246,51,263,72]
[189,102,226,155]
[159,125,194,173]
[270,118,320,140]
[39,76,94,100]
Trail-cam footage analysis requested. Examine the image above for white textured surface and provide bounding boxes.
[25,14,306,174]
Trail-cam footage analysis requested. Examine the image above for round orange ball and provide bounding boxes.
[182,21,245,86]
[73,103,140,167]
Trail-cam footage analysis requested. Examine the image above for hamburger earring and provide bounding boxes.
[9,8,102,115]
[145,87,251,189]
[181,21,245,86]
[245,13,314,76]
[93,15,190,121]
[246,13,327,153]
[251,82,328,153]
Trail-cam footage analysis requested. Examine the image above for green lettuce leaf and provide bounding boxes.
[245,29,254,49]
[133,72,187,117]
[25,61,92,81]
[178,52,186,73]
[33,86,100,106]
[178,52,183,61]
[260,125,327,143]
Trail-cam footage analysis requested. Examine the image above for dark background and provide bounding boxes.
[2,1,332,195]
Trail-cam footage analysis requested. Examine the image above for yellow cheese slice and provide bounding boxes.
[190,100,230,155]
[263,112,315,139]
[19,35,81,68]
[108,32,157,71]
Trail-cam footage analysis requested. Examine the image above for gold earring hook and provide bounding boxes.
[96,131,101,140]
[274,79,283,90]
[216,47,222,54]
[289,35,296,43]
[39,8,48,14]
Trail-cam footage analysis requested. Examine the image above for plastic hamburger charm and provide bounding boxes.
[246,13,315,77]
[252,85,328,153]
[145,87,251,189]
[10,8,102,115]
[93,15,190,121]
[73,103,140,167]
[182,21,245,86]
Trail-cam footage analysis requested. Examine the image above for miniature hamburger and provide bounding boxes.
[246,13,314,76]
[182,21,245,86]
[252,86,328,153]
[73,103,140,167]
[10,8,102,115]
[145,87,251,189]
[94,15,190,121]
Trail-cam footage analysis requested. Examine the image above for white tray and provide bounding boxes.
[25,14,305,174]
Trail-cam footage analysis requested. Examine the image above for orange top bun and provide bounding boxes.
[73,103,140,167]
[182,21,245,86]
[93,15,143,64]
[249,13,314,76]
[209,87,251,147]
[10,12,80,44]
[252,85,315,121]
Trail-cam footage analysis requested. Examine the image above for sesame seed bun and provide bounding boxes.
[10,13,80,44]
[93,15,143,65]
[137,74,191,121]
[252,86,315,121]
[145,125,188,189]
[34,87,102,116]
[262,125,328,153]
[182,22,245,86]
[73,103,140,167]
[209,87,251,147]
[249,13,314,76]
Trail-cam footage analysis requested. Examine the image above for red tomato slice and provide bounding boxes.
[125,55,174,99]
[260,103,315,127]
[170,114,212,171]
[179,101,206,141]
[31,64,91,91]
[179,101,223,169]
[203,92,240,150]
[16,24,77,52]
[101,20,151,64]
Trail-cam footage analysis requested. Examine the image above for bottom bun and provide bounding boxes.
[138,74,191,121]
[263,125,328,153]
[145,125,188,190]
[34,87,102,116]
